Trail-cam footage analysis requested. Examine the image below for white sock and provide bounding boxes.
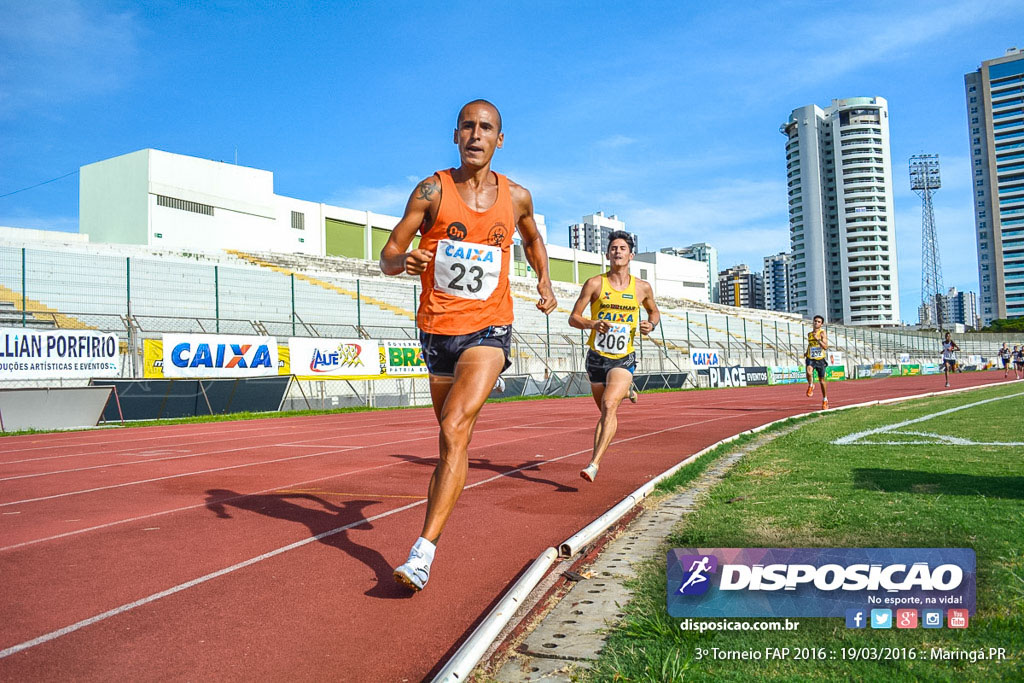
[412,537,436,562]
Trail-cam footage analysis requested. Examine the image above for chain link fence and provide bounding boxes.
[3,243,1022,409]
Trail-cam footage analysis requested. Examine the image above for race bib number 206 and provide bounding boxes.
[595,323,630,354]
[434,239,501,301]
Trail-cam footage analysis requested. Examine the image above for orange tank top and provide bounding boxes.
[416,168,516,335]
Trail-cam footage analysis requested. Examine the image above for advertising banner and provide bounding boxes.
[384,340,427,377]
[825,365,846,381]
[899,353,911,364]
[667,548,975,618]
[0,327,119,380]
[144,339,290,378]
[827,350,844,367]
[768,366,805,385]
[690,348,721,367]
[698,366,770,388]
[288,338,383,380]
[900,364,922,376]
[922,363,941,375]
[855,363,894,379]
[161,334,279,378]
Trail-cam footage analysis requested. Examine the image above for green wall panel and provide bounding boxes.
[325,219,365,258]
[549,258,575,284]
[577,262,602,282]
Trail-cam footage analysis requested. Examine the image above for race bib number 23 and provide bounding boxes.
[434,239,501,301]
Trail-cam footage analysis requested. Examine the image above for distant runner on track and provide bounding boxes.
[379,100,556,591]
[998,343,1012,378]
[940,332,960,388]
[804,315,829,410]
[1013,345,1023,380]
[569,231,660,482]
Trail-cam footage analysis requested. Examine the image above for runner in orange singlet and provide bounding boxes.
[380,100,556,591]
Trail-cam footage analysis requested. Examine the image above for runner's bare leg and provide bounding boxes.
[587,367,633,469]
[421,345,505,542]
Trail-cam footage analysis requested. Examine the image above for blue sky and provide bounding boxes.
[1,0,1021,323]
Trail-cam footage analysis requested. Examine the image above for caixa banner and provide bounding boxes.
[667,548,975,617]
[162,334,278,378]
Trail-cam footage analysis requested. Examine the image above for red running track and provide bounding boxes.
[0,372,1011,681]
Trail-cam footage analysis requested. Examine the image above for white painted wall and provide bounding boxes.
[633,252,709,301]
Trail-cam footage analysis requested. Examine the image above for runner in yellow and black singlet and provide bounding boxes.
[570,231,660,482]
[804,314,829,409]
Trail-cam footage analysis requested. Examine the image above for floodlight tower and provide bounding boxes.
[910,154,943,329]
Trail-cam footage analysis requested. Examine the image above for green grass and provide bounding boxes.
[583,383,1024,682]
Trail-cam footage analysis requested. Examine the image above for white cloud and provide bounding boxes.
[596,135,637,149]
[0,0,141,116]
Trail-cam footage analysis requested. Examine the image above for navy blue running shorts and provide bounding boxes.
[418,325,512,377]
[585,349,636,385]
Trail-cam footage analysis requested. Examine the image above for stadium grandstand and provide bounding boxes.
[3,231,1019,407]
[3,148,1021,411]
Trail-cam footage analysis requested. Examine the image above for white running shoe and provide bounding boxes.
[394,547,432,591]
[580,463,599,482]
[628,384,638,404]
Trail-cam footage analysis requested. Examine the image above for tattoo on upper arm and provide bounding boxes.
[416,180,438,202]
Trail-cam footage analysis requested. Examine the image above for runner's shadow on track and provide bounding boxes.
[852,469,1024,500]
[389,454,578,493]
[204,489,413,600]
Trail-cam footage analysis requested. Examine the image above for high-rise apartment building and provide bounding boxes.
[965,48,1024,325]
[781,97,900,326]
[718,264,764,309]
[568,211,639,255]
[943,287,980,330]
[661,242,719,302]
[763,251,793,312]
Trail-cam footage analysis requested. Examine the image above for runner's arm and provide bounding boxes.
[638,279,660,335]
[819,330,829,350]
[569,277,606,333]
[511,184,557,314]
[379,176,439,276]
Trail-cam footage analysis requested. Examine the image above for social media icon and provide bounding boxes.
[896,609,918,629]
[948,609,969,629]
[922,609,943,628]
[870,609,892,629]
[845,609,866,629]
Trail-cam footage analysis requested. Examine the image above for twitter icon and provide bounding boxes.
[870,609,892,629]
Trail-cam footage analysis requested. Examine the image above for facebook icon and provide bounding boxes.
[845,608,866,629]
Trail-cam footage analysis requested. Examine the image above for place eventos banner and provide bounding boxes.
[288,337,383,379]
[162,334,278,378]
[699,366,770,388]
[667,548,975,618]
[0,327,119,380]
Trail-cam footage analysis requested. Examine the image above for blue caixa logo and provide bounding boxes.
[676,554,718,596]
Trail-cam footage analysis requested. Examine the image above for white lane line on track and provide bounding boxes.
[0,416,443,464]
[832,389,1024,445]
[0,408,754,660]
[0,411,588,507]
[0,422,588,552]
[0,447,357,508]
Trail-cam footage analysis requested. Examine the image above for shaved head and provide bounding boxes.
[457,99,502,132]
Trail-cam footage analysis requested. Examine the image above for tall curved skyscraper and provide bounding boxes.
[781,97,900,326]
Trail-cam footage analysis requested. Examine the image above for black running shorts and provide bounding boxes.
[585,349,636,385]
[418,325,512,377]
[805,357,827,380]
